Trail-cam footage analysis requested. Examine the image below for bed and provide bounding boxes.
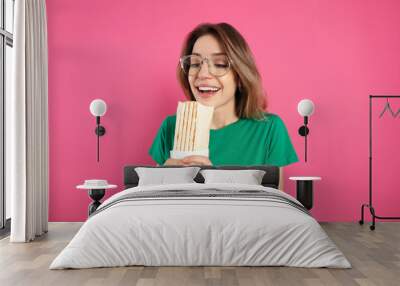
[50,165,350,269]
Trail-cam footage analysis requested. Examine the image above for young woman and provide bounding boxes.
[149,22,298,189]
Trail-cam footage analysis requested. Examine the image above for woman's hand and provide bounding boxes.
[181,155,212,166]
[163,158,185,166]
[163,156,212,166]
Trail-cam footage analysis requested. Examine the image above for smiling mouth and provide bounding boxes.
[196,86,221,96]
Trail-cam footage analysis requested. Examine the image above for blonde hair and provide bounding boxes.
[177,22,267,119]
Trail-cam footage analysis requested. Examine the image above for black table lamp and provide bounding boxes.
[297,99,315,162]
[89,99,107,162]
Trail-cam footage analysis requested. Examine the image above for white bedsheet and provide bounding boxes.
[50,183,351,269]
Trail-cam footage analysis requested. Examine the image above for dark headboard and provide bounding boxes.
[124,165,280,189]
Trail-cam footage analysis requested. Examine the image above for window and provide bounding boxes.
[0,0,14,233]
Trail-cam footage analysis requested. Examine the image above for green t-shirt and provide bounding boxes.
[149,113,298,167]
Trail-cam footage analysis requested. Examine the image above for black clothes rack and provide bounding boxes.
[359,95,400,230]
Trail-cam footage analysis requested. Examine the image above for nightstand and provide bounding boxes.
[77,180,117,216]
[289,176,321,210]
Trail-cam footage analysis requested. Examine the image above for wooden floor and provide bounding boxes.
[0,222,399,286]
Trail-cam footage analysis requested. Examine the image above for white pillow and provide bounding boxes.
[135,167,200,186]
[200,169,266,185]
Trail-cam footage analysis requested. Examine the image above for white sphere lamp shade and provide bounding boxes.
[90,99,107,117]
[297,99,315,117]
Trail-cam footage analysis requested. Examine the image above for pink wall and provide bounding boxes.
[46,0,400,222]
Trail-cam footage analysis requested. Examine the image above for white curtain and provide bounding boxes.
[8,0,49,242]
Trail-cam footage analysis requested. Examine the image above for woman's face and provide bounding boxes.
[188,34,237,112]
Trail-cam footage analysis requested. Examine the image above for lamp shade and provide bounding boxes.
[90,99,107,117]
[297,99,315,117]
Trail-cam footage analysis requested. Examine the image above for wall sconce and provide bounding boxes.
[89,99,107,162]
[297,99,315,162]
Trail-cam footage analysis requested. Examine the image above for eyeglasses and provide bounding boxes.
[180,54,232,77]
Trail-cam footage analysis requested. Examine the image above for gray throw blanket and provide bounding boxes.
[91,189,310,218]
